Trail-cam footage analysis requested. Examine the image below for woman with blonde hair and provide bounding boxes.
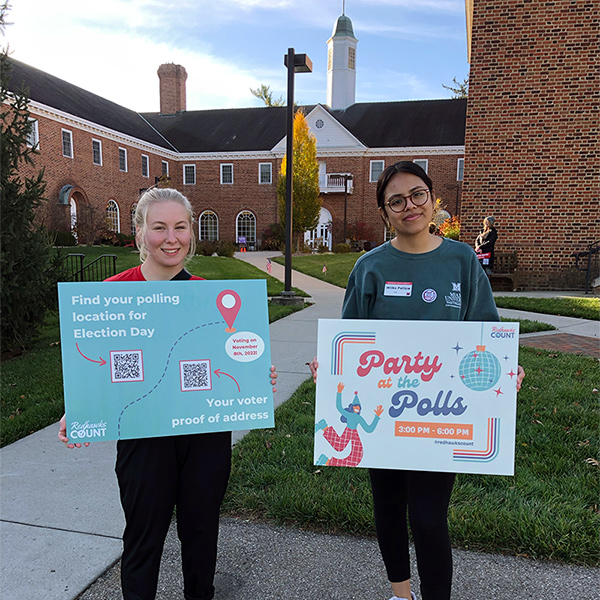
[60,187,277,600]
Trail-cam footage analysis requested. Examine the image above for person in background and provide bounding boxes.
[310,162,523,600]
[59,187,277,600]
[475,216,498,275]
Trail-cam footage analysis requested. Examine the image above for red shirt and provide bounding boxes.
[106,265,204,282]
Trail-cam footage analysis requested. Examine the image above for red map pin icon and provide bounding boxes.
[216,290,241,333]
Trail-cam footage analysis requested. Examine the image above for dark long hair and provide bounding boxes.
[376,161,434,211]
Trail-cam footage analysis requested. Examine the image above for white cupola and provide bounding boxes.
[326,13,358,110]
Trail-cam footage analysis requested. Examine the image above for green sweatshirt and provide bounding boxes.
[342,238,499,322]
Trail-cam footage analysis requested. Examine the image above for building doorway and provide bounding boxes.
[305,207,332,251]
[69,197,79,241]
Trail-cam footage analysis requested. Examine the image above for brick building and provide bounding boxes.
[6,13,466,252]
[462,0,599,289]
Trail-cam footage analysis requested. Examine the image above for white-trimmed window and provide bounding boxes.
[414,159,428,173]
[199,211,219,241]
[259,163,272,184]
[26,119,39,148]
[370,160,384,182]
[141,154,149,178]
[184,164,196,185]
[92,139,102,165]
[62,129,73,158]
[162,161,169,176]
[106,199,120,233]
[119,147,127,172]
[457,158,464,181]
[221,163,233,184]
[130,203,137,236]
[236,211,256,245]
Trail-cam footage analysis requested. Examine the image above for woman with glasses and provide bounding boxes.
[311,161,523,600]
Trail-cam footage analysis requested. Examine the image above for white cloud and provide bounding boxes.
[4,0,273,110]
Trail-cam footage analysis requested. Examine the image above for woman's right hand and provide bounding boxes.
[308,357,318,383]
[58,414,89,449]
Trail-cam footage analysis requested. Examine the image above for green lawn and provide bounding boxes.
[222,347,600,565]
[64,246,307,297]
[0,250,304,447]
[273,253,363,289]
[275,253,599,320]
[495,296,599,321]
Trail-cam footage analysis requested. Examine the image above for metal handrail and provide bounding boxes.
[572,240,599,294]
[60,254,85,281]
[62,254,117,282]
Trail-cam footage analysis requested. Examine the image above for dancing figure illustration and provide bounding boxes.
[316,382,383,467]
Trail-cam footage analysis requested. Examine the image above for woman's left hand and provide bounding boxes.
[270,365,277,393]
[516,365,525,391]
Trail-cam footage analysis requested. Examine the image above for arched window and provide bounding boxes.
[130,203,137,236]
[106,199,120,233]
[236,211,256,246]
[199,211,219,241]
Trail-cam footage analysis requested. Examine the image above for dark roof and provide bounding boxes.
[7,59,466,153]
[142,106,293,153]
[6,59,174,150]
[329,99,467,147]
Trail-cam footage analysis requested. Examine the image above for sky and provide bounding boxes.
[3,0,470,113]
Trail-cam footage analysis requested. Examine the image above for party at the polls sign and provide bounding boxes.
[315,319,520,476]
[58,280,273,442]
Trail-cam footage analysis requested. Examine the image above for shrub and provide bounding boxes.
[197,240,219,256]
[438,216,460,240]
[94,227,118,246]
[217,240,236,258]
[261,223,285,251]
[346,221,376,243]
[317,243,329,254]
[333,243,351,254]
[52,230,77,246]
[114,233,135,247]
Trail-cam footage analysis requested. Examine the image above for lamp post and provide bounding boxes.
[283,48,312,295]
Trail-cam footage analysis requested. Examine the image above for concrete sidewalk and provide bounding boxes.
[1,251,598,600]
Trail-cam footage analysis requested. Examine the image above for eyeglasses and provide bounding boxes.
[384,189,430,213]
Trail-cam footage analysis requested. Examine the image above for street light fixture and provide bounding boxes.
[282,48,312,296]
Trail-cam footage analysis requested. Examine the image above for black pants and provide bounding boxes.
[369,469,456,600]
[116,432,232,600]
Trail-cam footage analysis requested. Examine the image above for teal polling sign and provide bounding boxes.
[58,280,274,442]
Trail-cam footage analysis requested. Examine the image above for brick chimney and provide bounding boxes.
[157,63,187,114]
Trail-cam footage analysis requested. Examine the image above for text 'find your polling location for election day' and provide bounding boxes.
[58,280,274,442]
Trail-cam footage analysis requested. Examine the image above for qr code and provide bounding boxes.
[110,350,144,383]
[180,360,212,391]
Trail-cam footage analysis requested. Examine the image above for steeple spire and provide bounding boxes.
[327,10,358,109]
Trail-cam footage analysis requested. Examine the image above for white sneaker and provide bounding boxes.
[389,593,417,600]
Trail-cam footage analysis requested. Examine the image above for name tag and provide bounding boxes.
[384,282,412,297]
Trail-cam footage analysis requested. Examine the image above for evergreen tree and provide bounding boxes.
[277,111,321,250]
[1,4,60,351]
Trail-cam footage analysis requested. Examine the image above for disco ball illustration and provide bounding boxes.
[459,345,501,391]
